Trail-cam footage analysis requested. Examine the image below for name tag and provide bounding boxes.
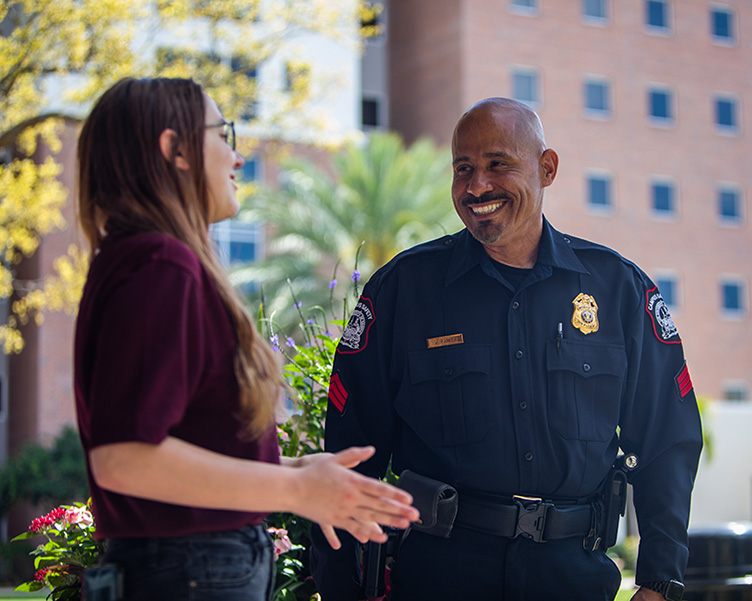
[426,333,464,349]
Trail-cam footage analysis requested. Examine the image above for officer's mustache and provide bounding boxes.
[461,191,513,206]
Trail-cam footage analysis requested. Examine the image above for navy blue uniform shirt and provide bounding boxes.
[312,218,702,598]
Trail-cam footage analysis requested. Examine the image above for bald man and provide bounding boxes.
[311,98,701,601]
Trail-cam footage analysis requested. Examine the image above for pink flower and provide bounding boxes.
[28,507,67,533]
[267,527,293,557]
[64,506,94,527]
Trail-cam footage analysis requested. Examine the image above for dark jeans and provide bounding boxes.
[389,527,622,601]
[91,525,274,601]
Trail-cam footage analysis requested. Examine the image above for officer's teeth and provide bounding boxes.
[471,202,502,215]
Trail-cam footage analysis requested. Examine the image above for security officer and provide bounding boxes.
[310,98,702,601]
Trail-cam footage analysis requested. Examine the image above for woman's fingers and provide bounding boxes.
[331,446,376,469]
[319,523,341,549]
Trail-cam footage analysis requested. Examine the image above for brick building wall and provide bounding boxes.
[388,0,752,401]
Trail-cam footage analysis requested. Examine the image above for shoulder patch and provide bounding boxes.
[338,296,375,354]
[675,362,693,399]
[328,372,349,414]
[645,287,680,344]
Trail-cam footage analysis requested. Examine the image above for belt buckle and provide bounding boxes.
[512,495,553,543]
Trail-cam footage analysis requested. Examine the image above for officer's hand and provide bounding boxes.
[631,587,667,601]
[289,446,419,549]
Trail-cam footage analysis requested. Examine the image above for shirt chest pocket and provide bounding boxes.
[398,344,492,447]
[546,339,627,442]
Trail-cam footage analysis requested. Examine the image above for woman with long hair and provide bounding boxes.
[74,77,417,600]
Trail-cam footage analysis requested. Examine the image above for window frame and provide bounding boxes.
[650,177,678,219]
[710,4,736,45]
[509,0,540,16]
[720,276,747,318]
[511,66,542,108]
[714,94,741,135]
[721,381,749,402]
[583,76,612,119]
[645,0,672,34]
[585,171,615,214]
[647,86,675,126]
[717,183,744,226]
[582,0,610,25]
[210,220,265,271]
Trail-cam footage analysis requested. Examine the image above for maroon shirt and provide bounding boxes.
[74,231,280,539]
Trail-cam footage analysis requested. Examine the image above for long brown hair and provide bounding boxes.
[77,77,281,438]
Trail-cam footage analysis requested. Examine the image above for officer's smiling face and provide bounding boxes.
[451,100,558,266]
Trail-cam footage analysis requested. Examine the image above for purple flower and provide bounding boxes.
[306,318,315,325]
[285,337,296,348]
[295,301,302,309]
[351,270,361,283]
[329,279,338,290]
[269,334,280,352]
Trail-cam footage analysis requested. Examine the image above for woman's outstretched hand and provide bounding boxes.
[290,446,420,549]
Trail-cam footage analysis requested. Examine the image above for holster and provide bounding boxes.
[360,470,458,599]
[397,470,459,538]
[595,453,637,550]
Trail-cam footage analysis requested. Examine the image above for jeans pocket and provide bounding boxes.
[186,530,273,601]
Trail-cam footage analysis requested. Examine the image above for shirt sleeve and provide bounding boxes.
[87,259,206,448]
[310,277,397,600]
[618,279,703,584]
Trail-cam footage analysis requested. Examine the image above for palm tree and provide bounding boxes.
[232,131,461,334]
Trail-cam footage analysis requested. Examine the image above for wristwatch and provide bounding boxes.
[641,580,685,601]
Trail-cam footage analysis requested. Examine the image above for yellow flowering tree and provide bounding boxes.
[0,0,380,353]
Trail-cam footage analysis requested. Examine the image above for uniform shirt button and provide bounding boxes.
[519,401,528,410]
[512,301,520,310]
[525,452,534,461]
[583,363,591,372]
[515,350,524,359]
[444,367,454,377]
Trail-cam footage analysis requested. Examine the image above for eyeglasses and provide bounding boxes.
[205,120,236,151]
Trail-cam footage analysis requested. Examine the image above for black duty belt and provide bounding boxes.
[454,494,594,543]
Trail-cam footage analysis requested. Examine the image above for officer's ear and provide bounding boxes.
[539,149,558,188]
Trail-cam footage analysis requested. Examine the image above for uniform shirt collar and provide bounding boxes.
[445,216,589,286]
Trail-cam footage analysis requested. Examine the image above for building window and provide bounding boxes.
[584,78,611,118]
[718,185,742,224]
[648,87,674,124]
[509,0,539,15]
[715,95,739,133]
[511,68,540,107]
[582,0,609,22]
[645,0,671,31]
[211,220,263,273]
[651,180,676,216]
[720,279,746,316]
[654,275,678,309]
[722,382,748,402]
[239,156,259,183]
[587,174,612,210]
[362,97,380,128]
[711,6,735,43]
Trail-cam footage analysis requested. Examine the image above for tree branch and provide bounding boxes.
[0,112,75,149]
